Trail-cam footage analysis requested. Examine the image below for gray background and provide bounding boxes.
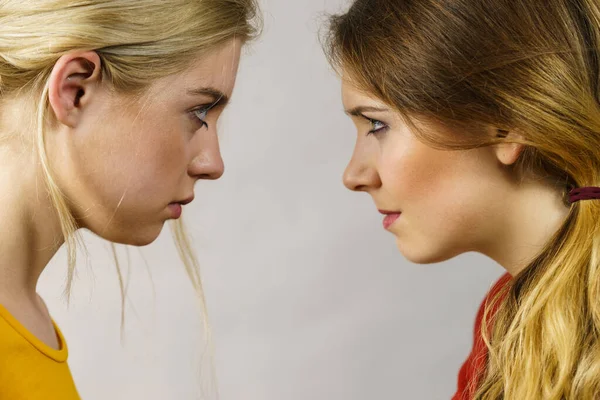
[39,0,504,399]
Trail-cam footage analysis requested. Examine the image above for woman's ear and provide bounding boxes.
[493,128,525,166]
[48,51,102,128]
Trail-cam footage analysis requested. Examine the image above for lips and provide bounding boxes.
[379,209,402,230]
[383,213,401,229]
[167,195,194,219]
[168,203,183,219]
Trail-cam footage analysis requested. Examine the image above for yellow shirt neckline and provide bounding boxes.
[0,303,69,363]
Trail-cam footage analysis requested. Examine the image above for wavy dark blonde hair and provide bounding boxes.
[0,0,261,327]
[324,0,600,398]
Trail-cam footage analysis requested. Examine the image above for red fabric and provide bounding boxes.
[452,272,512,400]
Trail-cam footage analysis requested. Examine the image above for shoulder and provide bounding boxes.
[473,272,512,333]
[484,272,512,306]
[453,272,512,399]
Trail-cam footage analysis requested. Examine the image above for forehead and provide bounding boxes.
[151,38,242,98]
[341,76,387,109]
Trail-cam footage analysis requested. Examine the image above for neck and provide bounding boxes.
[0,146,64,303]
[483,180,570,276]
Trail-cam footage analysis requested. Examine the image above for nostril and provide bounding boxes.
[196,173,220,180]
[343,175,363,192]
[195,169,224,180]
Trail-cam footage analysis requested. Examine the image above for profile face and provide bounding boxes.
[340,76,513,264]
[54,39,242,246]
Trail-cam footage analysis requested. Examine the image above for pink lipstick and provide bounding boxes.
[168,203,182,219]
[379,210,401,230]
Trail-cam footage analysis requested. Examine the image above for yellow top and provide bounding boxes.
[0,304,80,400]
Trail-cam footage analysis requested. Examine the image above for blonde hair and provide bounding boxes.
[0,0,260,333]
[325,0,600,398]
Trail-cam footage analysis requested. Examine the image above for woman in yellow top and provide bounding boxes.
[0,1,260,398]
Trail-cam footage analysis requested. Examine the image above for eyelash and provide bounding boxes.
[192,105,214,129]
[366,118,388,136]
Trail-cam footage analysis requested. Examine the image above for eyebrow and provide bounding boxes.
[186,87,230,107]
[345,106,389,116]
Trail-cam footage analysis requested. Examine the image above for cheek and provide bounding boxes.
[378,137,456,204]
[380,141,493,245]
[73,113,188,209]
[131,123,189,191]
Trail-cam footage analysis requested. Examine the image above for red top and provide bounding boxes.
[452,272,513,400]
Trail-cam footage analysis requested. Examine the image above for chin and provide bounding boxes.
[395,238,462,265]
[93,223,164,247]
[122,233,161,247]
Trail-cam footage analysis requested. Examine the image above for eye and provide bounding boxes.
[192,106,211,130]
[366,118,388,136]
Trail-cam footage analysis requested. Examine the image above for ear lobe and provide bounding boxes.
[48,51,102,128]
[494,128,526,166]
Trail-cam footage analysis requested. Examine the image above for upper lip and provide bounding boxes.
[175,195,195,205]
[378,209,401,215]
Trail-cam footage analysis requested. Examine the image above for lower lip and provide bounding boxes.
[383,213,401,230]
[168,203,182,219]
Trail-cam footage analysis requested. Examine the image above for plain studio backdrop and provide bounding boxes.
[38,0,504,399]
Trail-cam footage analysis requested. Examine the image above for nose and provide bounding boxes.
[343,139,381,192]
[188,129,225,180]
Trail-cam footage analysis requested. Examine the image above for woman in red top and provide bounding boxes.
[323,0,600,398]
